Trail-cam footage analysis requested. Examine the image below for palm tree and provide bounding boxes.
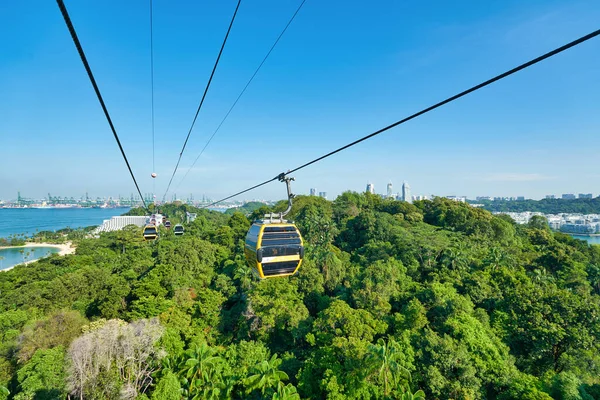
[178,343,224,396]
[244,354,289,396]
[234,262,253,291]
[441,242,469,271]
[483,247,513,271]
[400,385,426,400]
[272,382,300,400]
[366,338,410,396]
[529,267,555,284]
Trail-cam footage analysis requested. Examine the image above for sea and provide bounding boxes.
[0,246,60,271]
[0,207,226,239]
[570,234,600,246]
[0,208,131,239]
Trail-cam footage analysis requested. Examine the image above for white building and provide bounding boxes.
[446,196,467,203]
[402,182,411,203]
[366,183,375,194]
[92,216,148,234]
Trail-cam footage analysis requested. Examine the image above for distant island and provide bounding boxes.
[472,197,600,214]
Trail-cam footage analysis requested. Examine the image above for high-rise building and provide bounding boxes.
[310,188,317,196]
[579,193,593,199]
[387,182,393,198]
[562,194,576,200]
[319,192,327,199]
[366,183,374,194]
[546,195,556,199]
[402,182,411,203]
[517,196,525,201]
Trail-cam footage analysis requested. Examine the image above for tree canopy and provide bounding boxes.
[1,195,600,399]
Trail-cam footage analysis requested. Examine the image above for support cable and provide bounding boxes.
[203,28,600,208]
[162,0,242,201]
[150,0,156,200]
[175,0,307,191]
[56,0,148,209]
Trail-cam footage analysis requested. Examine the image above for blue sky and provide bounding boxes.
[1,0,599,202]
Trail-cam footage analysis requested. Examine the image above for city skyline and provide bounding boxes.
[3,181,597,204]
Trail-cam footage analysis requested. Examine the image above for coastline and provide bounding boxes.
[0,242,75,272]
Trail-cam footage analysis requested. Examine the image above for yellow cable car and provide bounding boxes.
[245,221,304,279]
[243,175,304,279]
[143,224,158,241]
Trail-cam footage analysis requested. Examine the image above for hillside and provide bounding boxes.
[1,194,599,399]
[224,201,269,216]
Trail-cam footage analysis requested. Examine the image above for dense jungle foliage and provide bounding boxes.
[475,197,600,214]
[1,194,600,399]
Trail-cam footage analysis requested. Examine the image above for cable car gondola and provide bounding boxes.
[174,224,184,236]
[164,220,172,229]
[143,224,158,241]
[244,176,304,279]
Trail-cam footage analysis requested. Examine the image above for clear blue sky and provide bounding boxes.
[1,0,599,202]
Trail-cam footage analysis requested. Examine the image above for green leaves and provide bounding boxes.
[3,197,600,399]
[400,386,426,400]
[244,354,289,396]
[273,382,300,400]
[16,347,67,399]
[247,279,310,345]
[366,338,412,395]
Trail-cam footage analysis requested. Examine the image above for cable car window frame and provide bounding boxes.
[144,227,158,235]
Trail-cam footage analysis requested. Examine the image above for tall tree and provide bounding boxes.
[366,338,411,395]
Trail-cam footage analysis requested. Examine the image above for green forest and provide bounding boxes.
[475,197,600,214]
[1,194,600,399]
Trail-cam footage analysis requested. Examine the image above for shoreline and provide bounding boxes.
[569,234,600,237]
[0,242,75,272]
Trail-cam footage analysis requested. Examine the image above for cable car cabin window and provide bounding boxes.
[144,228,157,235]
[262,261,298,276]
[263,226,296,233]
[260,228,301,246]
[261,246,300,257]
[245,224,262,248]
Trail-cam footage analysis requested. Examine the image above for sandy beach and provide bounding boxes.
[0,242,75,272]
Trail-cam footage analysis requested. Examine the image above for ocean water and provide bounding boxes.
[0,246,60,270]
[571,235,600,245]
[0,208,130,238]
